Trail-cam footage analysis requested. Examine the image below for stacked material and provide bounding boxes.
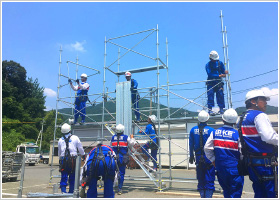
[2,151,23,182]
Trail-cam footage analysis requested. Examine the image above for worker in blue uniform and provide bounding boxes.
[240,90,278,198]
[111,124,136,195]
[189,110,216,198]
[205,51,228,116]
[81,143,117,198]
[204,109,244,198]
[125,71,140,122]
[141,115,158,171]
[69,73,90,124]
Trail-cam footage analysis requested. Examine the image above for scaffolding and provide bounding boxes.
[49,13,233,195]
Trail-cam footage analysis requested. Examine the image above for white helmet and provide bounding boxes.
[68,119,74,125]
[209,50,219,60]
[198,110,210,123]
[245,89,270,103]
[115,124,125,134]
[81,73,87,78]
[61,123,71,134]
[222,108,238,124]
[125,71,131,76]
[149,115,157,123]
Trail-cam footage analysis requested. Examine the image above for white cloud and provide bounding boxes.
[65,40,86,52]
[261,87,279,107]
[44,88,56,97]
[44,105,53,111]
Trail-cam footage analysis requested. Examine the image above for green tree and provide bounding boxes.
[2,60,47,151]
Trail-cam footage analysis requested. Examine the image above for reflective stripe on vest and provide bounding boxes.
[214,139,239,151]
[111,141,128,147]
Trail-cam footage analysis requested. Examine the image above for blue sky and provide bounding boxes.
[2,1,279,114]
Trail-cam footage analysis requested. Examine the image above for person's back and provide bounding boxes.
[189,110,216,198]
[241,109,276,154]
[213,126,240,169]
[204,108,244,198]
[58,123,85,193]
[85,144,116,198]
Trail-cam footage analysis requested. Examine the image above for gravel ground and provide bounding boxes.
[1,163,254,198]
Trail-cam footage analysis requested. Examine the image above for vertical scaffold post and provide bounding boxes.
[156,24,162,192]
[224,26,233,108]
[102,37,107,140]
[220,10,230,109]
[118,48,120,82]
[17,156,26,198]
[50,46,62,184]
[166,37,172,188]
[73,156,81,198]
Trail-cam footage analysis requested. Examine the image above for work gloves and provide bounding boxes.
[189,156,195,164]
[68,79,72,84]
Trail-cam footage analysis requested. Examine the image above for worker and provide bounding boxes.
[189,110,216,198]
[68,73,90,124]
[58,123,85,193]
[81,143,117,198]
[240,89,278,198]
[205,50,228,116]
[110,124,136,195]
[141,115,158,171]
[204,109,244,198]
[125,71,140,122]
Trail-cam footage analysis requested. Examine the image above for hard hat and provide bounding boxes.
[115,124,125,134]
[198,110,210,122]
[209,50,219,60]
[61,123,71,134]
[125,71,131,76]
[81,73,87,78]
[245,89,270,102]
[149,115,157,123]
[68,119,74,125]
[222,108,238,124]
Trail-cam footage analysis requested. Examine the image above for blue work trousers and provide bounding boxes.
[196,159,215,192]
[207,81,225,109]
[217,167,244,198]
[60,170,75,193]
[248,165,276,198]
[87,177,114,198]
[74,100,86,123]
[118,164,126,190]
[142,143,157,170]
[132,94,140,121]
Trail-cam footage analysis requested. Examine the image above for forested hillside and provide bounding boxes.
[2,60,63,151]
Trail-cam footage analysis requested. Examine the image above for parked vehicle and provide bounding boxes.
[16,142,40,166]
[40,153,50,164]
[2,151,23,182]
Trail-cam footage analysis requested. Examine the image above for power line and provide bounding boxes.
[231,69,278,83]
[232,81,278,95]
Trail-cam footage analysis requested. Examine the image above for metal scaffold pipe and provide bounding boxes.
[220,10,231,109]
[50,46,62,184]
[225,26,233,108]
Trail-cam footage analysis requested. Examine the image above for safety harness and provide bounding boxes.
[115,134,129,166]
[75,89,88,106]
[196,125,212,170]
[59,134,76,174]
[150,122,159,150]
[206,61,224,88]
[238,112,278,191]
[88,144,115,182]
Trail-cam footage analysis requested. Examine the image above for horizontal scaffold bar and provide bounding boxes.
[114,65,166,75]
